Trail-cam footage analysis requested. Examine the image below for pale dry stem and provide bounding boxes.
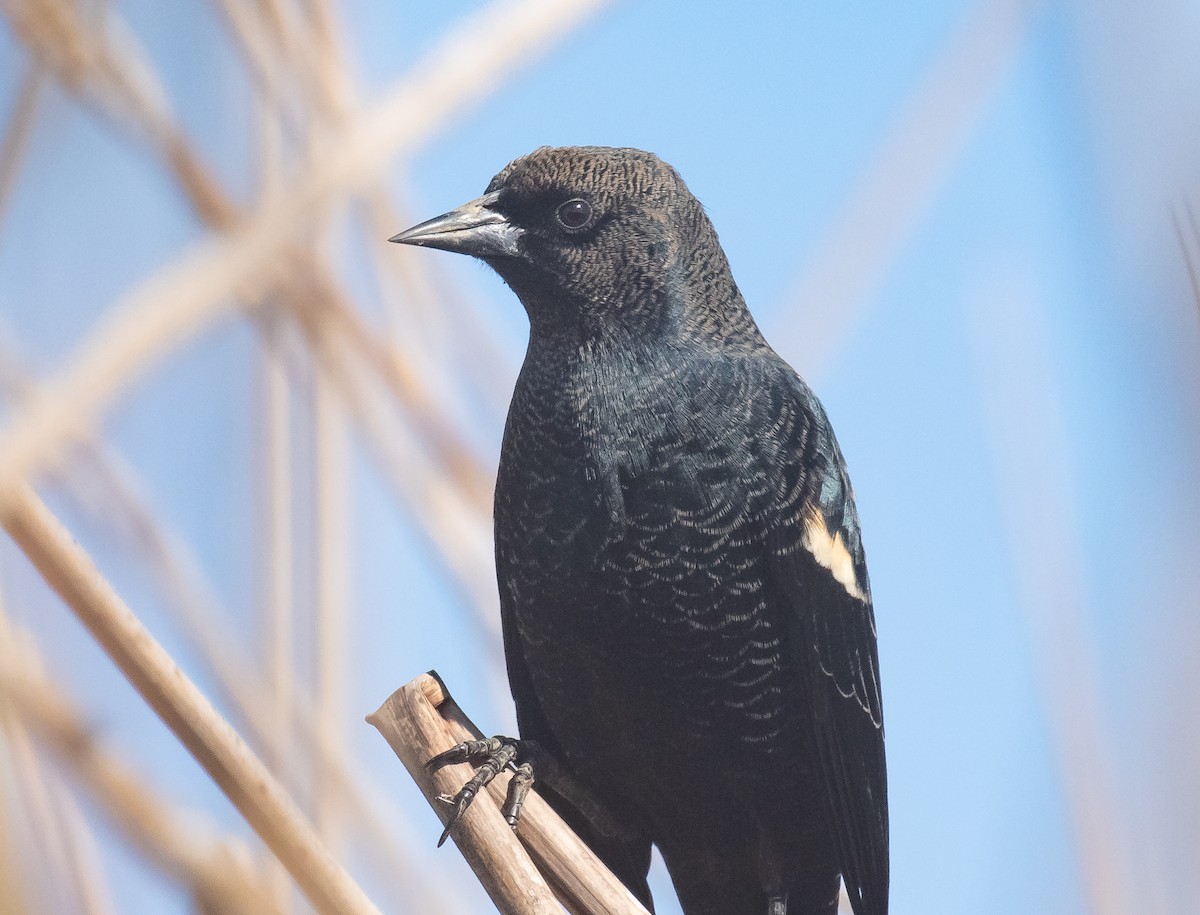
[313,361,350,848]
[0,0,611,508]
[290,295,501,635]
[779,0,1036,380]
[1,711,114,915]
[0,59,44,237]
[0,623,282,915]
[259,310,298,914]
[0,772,29,915]
[971,290,1136,915]
[0,2,614,911]
[0,322,451,912]
[370,674,652,915]
[0,485,382,915]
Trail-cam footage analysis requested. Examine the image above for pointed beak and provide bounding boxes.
[388,190,521,258]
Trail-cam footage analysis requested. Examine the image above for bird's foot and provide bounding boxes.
[426,736,535,847]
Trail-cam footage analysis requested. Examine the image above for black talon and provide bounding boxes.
[427,736,531,846]
[502,761,535,827]
[426,737,504,773]
[436,782,481,847]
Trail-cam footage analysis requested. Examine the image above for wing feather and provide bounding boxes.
[766,374,889,915]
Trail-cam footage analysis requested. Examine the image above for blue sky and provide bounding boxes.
[2,1,1199,913]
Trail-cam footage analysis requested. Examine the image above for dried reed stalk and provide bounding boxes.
[1,711,114,915]
[214,0,301,133]
[369,673,651,915]
[0,425,457,913]
[312,283,495,511]
[0,776,29,915]
[0,624,282,915]
[236,0,515,461]
[5,0,519,641]
[0,484,382,915]
[0,3,613,912]
[1172,205,1200,316]
[7,0,500,606]
[0,0,611,507]
[2,1,171,140]
[0,59,44,235]
[972,290,1134,915]
[51,436,457,913]
[260,311,297,915]
[780,0,1034,380]
[302,0,355,125]
[313,366,349,847]
[2,0,234,227]
[289,296,500,632]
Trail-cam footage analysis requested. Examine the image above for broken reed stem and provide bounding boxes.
[368,673,650,915]
[368,677,559,915]
[0,483,381,915]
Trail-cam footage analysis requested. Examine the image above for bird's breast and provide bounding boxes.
[495,349,800,747]
[497,344,697,575]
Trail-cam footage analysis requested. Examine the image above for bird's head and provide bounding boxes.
[391,146,748,341]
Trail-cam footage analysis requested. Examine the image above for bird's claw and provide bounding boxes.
[426,736,506,774]
[502,761,534,826]
[426,736,534,847]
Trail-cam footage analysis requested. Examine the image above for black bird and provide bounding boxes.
[390,147,887,915]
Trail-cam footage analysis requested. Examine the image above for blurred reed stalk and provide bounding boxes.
[2,483,383,915]
[0,0,610,910]
[781,0,1035,381]
[1172,205,1200,317]
[1,0,1145,912]
[0,618,282,915]
[972,286,1138,915]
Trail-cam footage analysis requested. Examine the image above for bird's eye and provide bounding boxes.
[555,198,593,231]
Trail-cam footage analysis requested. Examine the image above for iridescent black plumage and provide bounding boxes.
[392,147,887,915]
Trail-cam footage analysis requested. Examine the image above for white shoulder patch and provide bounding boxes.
[802,510,867,602]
